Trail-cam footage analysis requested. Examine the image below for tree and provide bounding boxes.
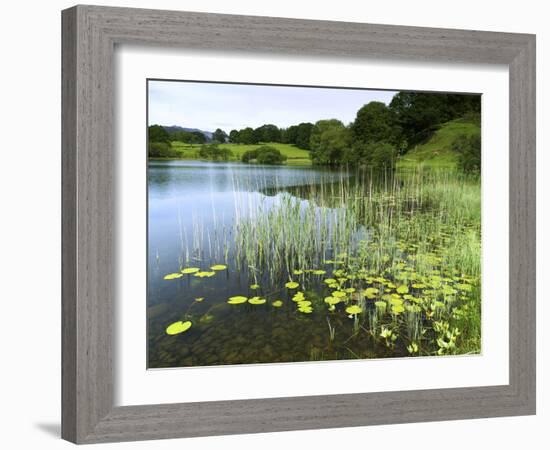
[238,127,258,144]
[389,92,481,147]
[148,142,177,158]
[453,133,481,172]
[148,125,170,143]
[309,119,352,166]
[254,124,281,143]
[295,122,314,149]
[241,146,287,165]
[351,101,395,144]
[229,129,240,143]
[212,128,227,143]
[198,144,233,161]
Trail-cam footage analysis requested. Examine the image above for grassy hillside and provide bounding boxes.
[169,142,312,165]
[397,119,480,170]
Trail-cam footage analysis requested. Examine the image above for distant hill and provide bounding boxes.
[162,125,213,142]
[397,119,481,169]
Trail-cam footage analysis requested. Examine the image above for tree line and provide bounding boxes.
[148,92,480,170]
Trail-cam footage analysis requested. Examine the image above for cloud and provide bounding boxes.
[148,80,397,132]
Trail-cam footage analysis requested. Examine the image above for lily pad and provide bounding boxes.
[248,297,266,305]
[181,267,200,274]
[195,297,204,302]
[324,278,337,284]
[166,321,192,335]
[228,296,248,305]
[345,305,363,315]
[195,271,215,278]
[312,269,326,275]
[391,305,405,314]
[272,300,283,308]
[164,273,183,280]
[292,292,305,302]
[396,285,409,294]
[324,296,341,305]
[285,281,299,289]
[210,264,227,271]
[250,284,260,289]
[332,291,347,298]
[293,269,304,275]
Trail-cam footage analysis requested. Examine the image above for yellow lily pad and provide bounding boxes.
[272,300,283,307]
[332,291,347,298]
[324,296,340,305]
[166,321,192,335]
[345,305,363,315]
[194,271,215,278]
[248,296,266,305]
[195,297,204,302]
[292,292,305,302]
[164,273,183,280]
[210,264,227,271]
[228,296,248,304]
[181,267,200,274]
[250,284,260,289]
[285,281,299,289]
[396,285,409,294]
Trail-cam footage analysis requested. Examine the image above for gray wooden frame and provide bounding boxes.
[61,4,536,444]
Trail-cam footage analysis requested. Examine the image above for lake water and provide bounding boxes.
[147,160,391,368]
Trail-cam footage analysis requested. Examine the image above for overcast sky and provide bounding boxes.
[148,80,397,132]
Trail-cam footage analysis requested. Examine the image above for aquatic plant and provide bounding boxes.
[165,321,192,335]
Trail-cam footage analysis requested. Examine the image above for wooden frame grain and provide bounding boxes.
[61,5,536,444]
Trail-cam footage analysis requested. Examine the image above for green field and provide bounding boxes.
[397,120,480,170]
[170,142,312,165]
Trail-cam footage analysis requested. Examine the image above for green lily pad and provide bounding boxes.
[272,300,283,307]
[195,271,215,278]
[164,273,183,280]
[293,269,304,275]
[166,321,192,335]
[292,292,305,302]
[228,296,248,304]
[181,267,200,274]
[396,285,409,294]
[324,278,337,284]
[312,269,326,275]
[210,264,227,271]
[324,296,341,305]
[391,305,405,314]
[345,305,363,315]
[195,297,204,302]
[364,287,378,298]
[332,291,347,298]
[285,281,299,289]
[248,297,266,305]
[250,284,260,289]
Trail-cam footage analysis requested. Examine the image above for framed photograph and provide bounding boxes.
[62,5,536,444]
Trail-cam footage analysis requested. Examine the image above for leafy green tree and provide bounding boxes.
[148,125,170,143]
[198,144,233,161]
[453,133,481,172]
[148,142,177,158]
[241,146,287,165]
[254,124,281,143]
[229,129,240,143]
[238,127,258,145]
[212,128,227,143]
[295,122,314,149]
[309,120,352,166]
[351,101,395,144]
[389,92,481,147]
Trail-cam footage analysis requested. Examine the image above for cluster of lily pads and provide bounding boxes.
[163,264,227,280]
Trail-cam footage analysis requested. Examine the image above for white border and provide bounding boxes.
[114,46,509,406]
